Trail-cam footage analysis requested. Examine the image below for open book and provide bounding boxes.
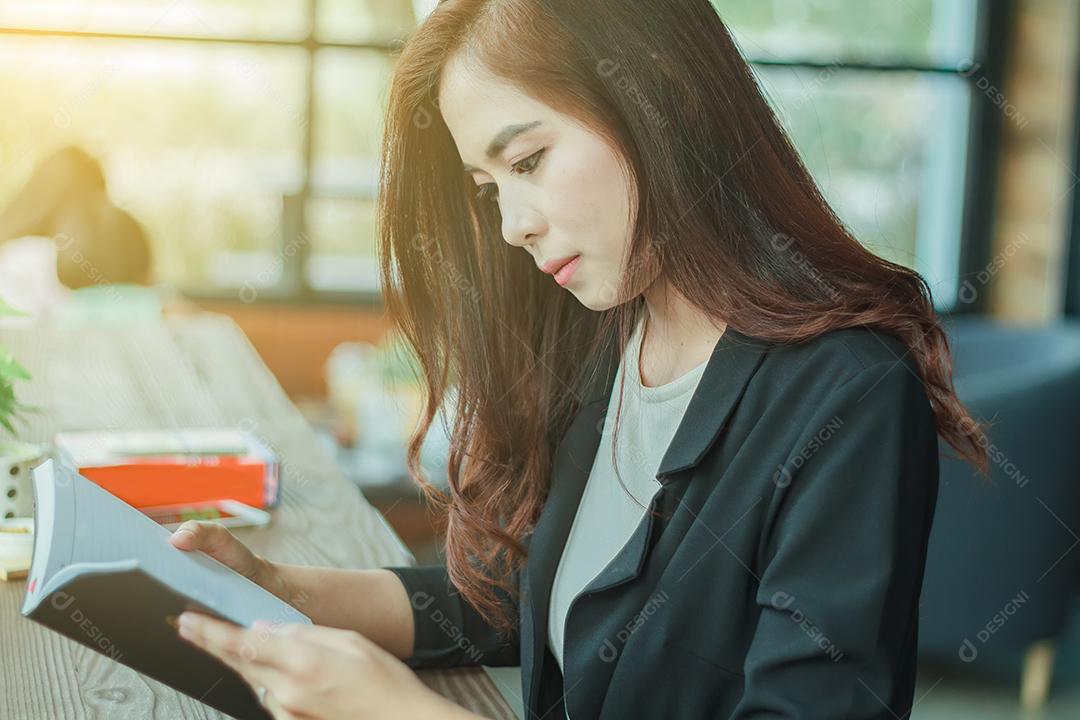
[21,459,311,720]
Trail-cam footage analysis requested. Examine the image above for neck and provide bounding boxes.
[637,277,726,387]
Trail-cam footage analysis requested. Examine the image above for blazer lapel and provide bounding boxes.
[521,326,772,713]
[654,328,772,479]
[575,328,772,593]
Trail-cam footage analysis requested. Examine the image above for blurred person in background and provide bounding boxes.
[0,145,164,320]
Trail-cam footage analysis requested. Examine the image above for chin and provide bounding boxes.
[572,285,619,312]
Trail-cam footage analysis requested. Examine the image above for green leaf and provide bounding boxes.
[0,349,31,381]
[0,332,33,432]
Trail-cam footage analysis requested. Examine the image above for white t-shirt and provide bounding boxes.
[547,313,709,695]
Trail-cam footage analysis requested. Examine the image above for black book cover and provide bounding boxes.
[24,565,270,720]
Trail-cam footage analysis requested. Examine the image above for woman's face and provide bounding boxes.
[438,56,643,311]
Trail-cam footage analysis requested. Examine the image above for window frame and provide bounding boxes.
[1065,5,1080,317]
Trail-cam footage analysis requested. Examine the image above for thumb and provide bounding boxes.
[169,521,260,580]
[169,520,203,550]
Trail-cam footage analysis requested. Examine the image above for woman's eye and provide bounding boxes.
[473,149,545,203]
[511,148,545,176]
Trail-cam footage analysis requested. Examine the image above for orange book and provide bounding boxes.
[54,429,280,510]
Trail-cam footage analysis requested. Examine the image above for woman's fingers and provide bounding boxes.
[177,613,326,719]
[169,520,229,553]
[181,630,307,719]
[179,612,314,674]
[253,620,370,654]
[168,521,259,579]
[167,520,201,550]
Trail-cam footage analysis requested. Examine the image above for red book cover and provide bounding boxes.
[53,429,280,509]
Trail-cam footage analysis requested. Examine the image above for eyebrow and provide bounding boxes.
[462,120,542,173]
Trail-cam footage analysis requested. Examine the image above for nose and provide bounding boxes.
[499,192,545,248]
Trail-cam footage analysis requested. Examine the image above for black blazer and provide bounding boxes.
[388,325,940,719]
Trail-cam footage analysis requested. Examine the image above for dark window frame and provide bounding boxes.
[1065,4,1080,317]
[1,0,1011,311]
[954,0,1015,315]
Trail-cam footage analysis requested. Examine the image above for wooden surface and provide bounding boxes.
[194,301,394,399]
[0,313,516,720]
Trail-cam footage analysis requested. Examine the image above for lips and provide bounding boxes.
[551,255,581,286]
[540,255,580,275]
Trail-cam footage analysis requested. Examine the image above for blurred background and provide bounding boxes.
[2,0,1080,717]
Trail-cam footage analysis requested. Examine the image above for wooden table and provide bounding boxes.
[0,313,517,720]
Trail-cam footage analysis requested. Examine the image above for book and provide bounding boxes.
[21,459,310,720]
[54,428,281,510]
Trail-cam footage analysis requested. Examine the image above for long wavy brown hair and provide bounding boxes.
[376,0,990,635]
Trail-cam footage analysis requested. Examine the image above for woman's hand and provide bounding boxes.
[168,521,283,598]
[176,612,477,720]
[169,522,420,661]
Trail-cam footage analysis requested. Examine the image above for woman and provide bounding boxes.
[172,1,989,718]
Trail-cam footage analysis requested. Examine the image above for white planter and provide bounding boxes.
[0,442,46,519]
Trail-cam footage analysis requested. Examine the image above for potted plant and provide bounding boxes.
[0,297,42,520]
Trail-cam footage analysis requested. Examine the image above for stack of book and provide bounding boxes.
[54,428,281,511]
[0,429,280,583]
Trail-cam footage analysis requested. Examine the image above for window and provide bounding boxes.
[0,1,999,309]
[0,0,425,301]
[715,0,992,311]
